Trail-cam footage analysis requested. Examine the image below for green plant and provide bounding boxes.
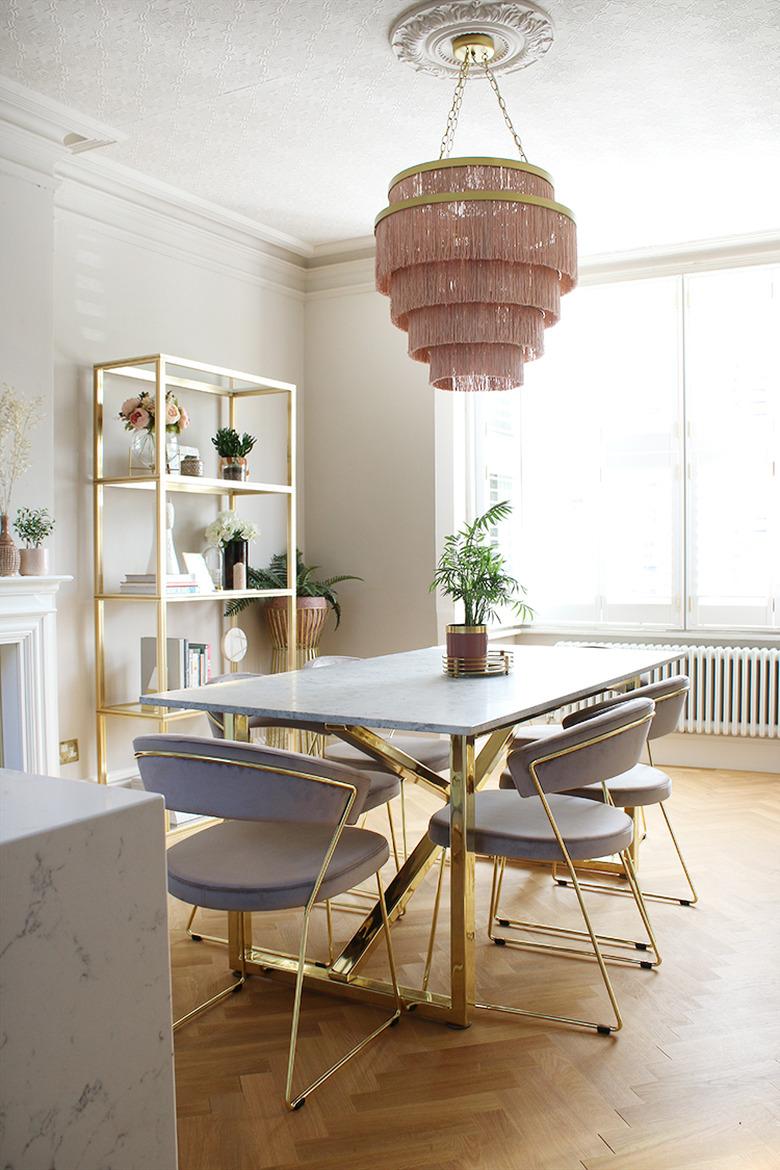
[13,506,55,549]
[430,500,533,627]
[225,549,361,627]
[212,427,257,459]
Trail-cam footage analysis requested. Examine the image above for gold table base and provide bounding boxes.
[222,712,513,1027]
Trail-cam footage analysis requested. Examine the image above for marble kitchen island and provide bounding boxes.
[0,769,177,1170]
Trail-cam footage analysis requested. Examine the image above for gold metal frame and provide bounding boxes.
[136,746,402,1110]
[550,691,699,907]
[375,189,576,229]
[209,714,511,1028]
[388,156,555,190]
[92,354,297,787]
[425,713,661,1034]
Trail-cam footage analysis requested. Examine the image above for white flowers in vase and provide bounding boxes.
[204,510,259,547]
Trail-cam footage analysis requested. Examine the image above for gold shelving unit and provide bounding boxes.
[93,353,297,785]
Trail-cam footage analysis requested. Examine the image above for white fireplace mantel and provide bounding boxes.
[0,576,71,774]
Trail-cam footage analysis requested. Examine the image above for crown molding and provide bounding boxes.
[577,231,780,283]
[304,229,780,297]
[0,75,125,151]
[0,72,314,274]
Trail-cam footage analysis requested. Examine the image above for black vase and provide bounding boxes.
[223,540,248,590]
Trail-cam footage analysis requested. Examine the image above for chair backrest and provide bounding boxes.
[304,655,363,670]
[133,733,370,824]
[562,676,689,740]
[506,697,655,797]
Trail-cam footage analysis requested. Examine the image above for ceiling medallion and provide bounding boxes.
[390,1,554,78]
[375,20,576,393]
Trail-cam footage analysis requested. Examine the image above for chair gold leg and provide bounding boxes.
[325,899,334,964]
[399,781,408,861]
[285,874,401,1111]
[386,801,401,871]
[174,908,246,1032]
[421,848,446,992]
[554,801,699,907]
[478,844,623,1034]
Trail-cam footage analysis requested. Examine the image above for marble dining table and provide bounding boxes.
[144,642,684,1026]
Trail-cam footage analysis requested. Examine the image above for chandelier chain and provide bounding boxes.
[438,53,470,159]
[482,57,528,161]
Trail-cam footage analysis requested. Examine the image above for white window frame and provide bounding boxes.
[436,236,780,640]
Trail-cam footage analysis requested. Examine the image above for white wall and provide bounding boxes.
[303,285,438,657]
[0,165,54,516]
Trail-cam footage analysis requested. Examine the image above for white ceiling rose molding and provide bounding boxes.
[390,0,554,77]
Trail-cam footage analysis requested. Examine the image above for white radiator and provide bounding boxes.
[555,643,780,739]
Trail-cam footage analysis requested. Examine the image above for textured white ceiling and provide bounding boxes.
[2,0,779,253]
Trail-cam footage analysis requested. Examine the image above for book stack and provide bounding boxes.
[141,637,211,692]
[119,572,199,595]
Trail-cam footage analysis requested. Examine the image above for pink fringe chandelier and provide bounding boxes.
[375,35,576,392]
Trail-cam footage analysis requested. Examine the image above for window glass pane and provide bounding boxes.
[475,276,683,627]
[686,265,780,629]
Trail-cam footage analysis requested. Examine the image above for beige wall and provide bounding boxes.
[303,287,438,658]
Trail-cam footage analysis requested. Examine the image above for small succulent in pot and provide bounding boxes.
[212,427,257,481]
[14,506,56,576]
[430,500,533,667]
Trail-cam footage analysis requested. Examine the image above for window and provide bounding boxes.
[470,263,779,632]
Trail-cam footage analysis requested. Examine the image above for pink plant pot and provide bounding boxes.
[446,624,488,666]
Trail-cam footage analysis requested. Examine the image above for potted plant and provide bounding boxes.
[13,507,55,576]
[0,384,44,577]
[211,427,257,481]
[226,549,361,667]
[430,500,533,668]
[119,390,189,474]
[203,510,259,590]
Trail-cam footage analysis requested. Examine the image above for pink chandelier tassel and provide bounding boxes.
[375,159,576,392]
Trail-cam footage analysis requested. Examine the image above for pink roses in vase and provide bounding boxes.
[119,390,190,474]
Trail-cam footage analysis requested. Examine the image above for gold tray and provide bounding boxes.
[443,650,513,678]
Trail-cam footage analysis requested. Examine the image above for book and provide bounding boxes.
[141,638,211,692]
[141,637,188,692]
[124,573,197,584]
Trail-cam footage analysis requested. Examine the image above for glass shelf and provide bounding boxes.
[96,475,292,496]
[98,702,206,721]
[96,588,293,603]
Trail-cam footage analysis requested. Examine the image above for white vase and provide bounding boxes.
[19,547,49,576]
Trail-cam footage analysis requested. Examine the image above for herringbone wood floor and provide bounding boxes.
[171,768,780,1170]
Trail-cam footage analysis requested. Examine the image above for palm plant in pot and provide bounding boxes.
[225,549,361,669]
[430,500,533,668]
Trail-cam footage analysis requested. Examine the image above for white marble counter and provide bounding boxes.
[0,769,177,1170]
[144,643,684,735]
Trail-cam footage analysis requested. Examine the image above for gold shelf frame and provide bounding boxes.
[93,353,297,785]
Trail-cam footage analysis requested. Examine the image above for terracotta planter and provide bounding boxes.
[266,595,328,648]
[446,624,488,667]
[19,547,49,576]
[0,513,20,577]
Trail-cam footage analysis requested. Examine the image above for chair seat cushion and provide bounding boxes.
[428,791,633,862]
[325,734,450,774]
[167,820,389,911]
[361,769,402,812]
[567,763,672,808]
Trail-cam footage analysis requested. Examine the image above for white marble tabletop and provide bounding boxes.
[0,768,163,844]
[142,644,684,736]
